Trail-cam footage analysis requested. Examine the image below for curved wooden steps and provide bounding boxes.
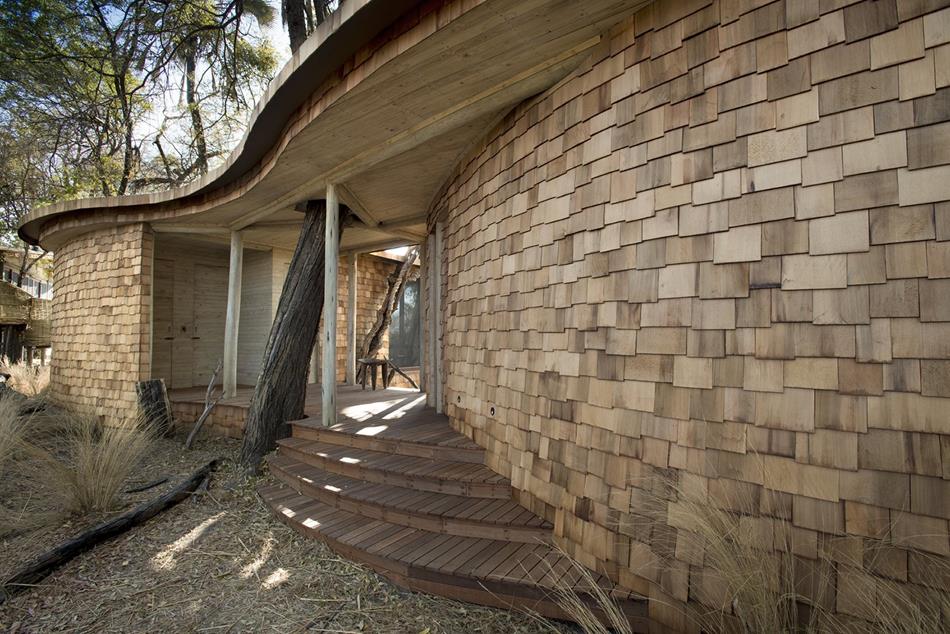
[261,484,647,624]
[270,454,551,543]
[276,437,511,498]
[261,393,646,628]
[290,418,485,464]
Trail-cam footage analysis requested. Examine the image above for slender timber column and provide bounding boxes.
[431,223,443,413]
[346,254,357,385]
[322,184,340,426]
[223,230,243,398]
[308,326,319,384]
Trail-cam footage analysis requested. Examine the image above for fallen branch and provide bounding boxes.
[0,459,221,604]
[356,248,418,384]
[385,358,419,390]
[124,477,169,494]
[185,360,223,450]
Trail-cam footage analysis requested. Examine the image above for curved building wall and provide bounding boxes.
[432,0,950,627]
[50,224,153,423]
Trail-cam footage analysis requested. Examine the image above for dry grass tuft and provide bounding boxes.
[663,471,829,633]
[34,414,156,515]
[0,393,36,535]
[0,392,26,472]
[571,462,950,634]
[2,404,157,535]
[0,357,49,398]
[544,547,633,634]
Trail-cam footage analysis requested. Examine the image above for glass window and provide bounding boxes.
[389,279,420,366]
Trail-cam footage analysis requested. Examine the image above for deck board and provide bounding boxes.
[254,388,644,627]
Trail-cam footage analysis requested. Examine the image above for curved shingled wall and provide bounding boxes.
[50,224,154,422]
[432,0,950,627]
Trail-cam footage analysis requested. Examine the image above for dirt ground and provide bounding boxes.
[0,430,569,633]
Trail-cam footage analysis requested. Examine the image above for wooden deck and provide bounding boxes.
[197,385,649,625]
[167,384,428,438]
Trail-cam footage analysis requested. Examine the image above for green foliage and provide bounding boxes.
[0,0,279,242]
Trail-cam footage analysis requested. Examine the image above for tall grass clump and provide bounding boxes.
[31,413,157,514]
[546,463,950,634]
[0,392,32,533]
[0,391,26,471]
[1,356,50,397]
[664,474,832,632]
[545,547,634,634]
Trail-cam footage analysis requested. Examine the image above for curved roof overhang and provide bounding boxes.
[20,0,650,253]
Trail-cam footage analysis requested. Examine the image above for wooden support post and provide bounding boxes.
[418,240,426,392]
[346,254,357,385]
[430,223,443,413]
[322,184,340,426]
[223,231,243,398]
[308,335,319,384]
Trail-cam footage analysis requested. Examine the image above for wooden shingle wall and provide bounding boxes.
[50,224,153,424]
[331,254,397,381]
[432,0,950,627]
[309,253,397,383]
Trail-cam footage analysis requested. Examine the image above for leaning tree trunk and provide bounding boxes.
[355,248,418,383]
[240,200,347,471]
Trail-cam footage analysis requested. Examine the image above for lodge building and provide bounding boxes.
[20,0,950,629]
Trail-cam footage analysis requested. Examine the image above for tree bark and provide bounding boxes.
[283,0,309,52]
[135,379,173,436]
[184,46,208,175]
[356,248,418,382]
[239,201,347,471]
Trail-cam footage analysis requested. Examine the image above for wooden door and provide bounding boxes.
[192,264,228,387]
[151,258,175,383]
[170,261,195,389]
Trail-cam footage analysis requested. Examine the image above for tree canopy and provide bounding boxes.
[0,0,279,243]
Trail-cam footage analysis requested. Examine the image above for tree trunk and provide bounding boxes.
[15,244,46,289]
[283,0,309,52]
[184,46,208,175]
[239,201,347,471]
[356,248,418,382]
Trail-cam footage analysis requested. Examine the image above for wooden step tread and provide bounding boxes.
[260,483,646,623]
[277,438,511,498]
[291,419,484,463]
[269,455,550,542]
[293,416,481,450]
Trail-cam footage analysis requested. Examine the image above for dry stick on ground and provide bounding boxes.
[240,202,351,472]
[186,360,223,450]
[0,459,220,604]
[355,248,418,384]
[124,477,169,493]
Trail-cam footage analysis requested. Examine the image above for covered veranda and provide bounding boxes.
[20,0,637,430]
[167,384,427,439]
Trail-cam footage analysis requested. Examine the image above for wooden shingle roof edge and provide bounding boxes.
[17,0,420,247]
